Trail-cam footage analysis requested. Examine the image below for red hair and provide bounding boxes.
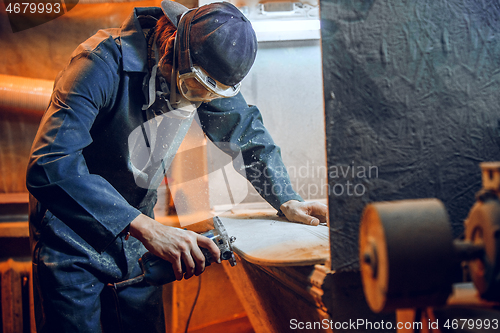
[155,16,177,76]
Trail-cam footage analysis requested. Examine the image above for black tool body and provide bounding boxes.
[139,247,215,285]
[110,217,236,288]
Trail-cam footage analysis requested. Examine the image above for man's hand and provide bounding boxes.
[129,214,220,281]
[280,200,328,226]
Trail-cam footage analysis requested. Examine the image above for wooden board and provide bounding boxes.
[218,213,329,266]
[0,222,29,238]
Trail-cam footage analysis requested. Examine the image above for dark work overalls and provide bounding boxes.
[26,6,302,333]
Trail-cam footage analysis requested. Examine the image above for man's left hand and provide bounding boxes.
[280,200,328,226]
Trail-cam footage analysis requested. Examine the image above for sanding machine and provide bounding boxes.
[359,162,500,312]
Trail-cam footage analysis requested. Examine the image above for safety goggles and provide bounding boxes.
[177,65,241,102]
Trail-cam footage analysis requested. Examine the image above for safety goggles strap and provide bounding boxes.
[175,8,198,76]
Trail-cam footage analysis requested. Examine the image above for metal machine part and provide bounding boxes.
[464,162,500,301]
[359,162,500,313]
[359,199,456,312]
[210,216,237,265]
[111,216,236,289]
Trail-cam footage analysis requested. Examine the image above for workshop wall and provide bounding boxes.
[211,39,326,208]
[321,0,500,270]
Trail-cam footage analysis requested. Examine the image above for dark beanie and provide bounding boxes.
[180,2,258,86]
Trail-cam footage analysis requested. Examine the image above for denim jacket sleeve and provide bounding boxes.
[26,37,142,254]
[197,92,303,212]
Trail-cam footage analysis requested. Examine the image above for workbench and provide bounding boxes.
[159,207,392,333]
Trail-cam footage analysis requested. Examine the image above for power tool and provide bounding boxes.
[111,216,236,289]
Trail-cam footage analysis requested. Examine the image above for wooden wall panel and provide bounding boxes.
[0,111,41,193]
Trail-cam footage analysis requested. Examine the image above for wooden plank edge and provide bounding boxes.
[0,222,29,238]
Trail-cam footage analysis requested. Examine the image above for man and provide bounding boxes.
[26,1,327,332]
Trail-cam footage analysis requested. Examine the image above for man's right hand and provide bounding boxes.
[128,214,221,281]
